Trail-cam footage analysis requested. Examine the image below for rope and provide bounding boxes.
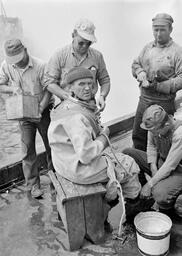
[101,133,126,236]
[101,133,130,175]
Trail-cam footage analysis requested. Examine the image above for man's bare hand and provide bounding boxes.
[100,126,110,137]
[140,183,152,199]
[97,95,106,112]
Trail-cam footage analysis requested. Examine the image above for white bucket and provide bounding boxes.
[134,211,172,256]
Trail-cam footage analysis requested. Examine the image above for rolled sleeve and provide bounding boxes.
[44,49,62,88]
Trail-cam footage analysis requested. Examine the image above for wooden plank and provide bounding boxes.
[84,194,105,244]
[56,173,106,202]
[105,112,135,136]
[57,196,86,251]
[74,183,106,197]
[56,173,80,201]
[48,170,67,202]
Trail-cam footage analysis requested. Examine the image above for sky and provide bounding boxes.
[1,0,182,122]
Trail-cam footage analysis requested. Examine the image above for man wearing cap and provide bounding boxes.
[48,67,142,222]
[123,104,182,216]
[0,38,54,198]
[132,13,182,151]
[44,18,110,112]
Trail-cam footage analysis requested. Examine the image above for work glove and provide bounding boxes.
[137,71,150,88]
[137,71,147,82]
[156,80,176,94]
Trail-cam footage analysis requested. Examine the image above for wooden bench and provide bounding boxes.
[48,170,108,251]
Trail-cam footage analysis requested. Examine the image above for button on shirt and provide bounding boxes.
[45,44,110,95]
[0,56,49,103]
[132,39,182,101]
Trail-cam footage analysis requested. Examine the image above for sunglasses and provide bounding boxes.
[78,41,92,47]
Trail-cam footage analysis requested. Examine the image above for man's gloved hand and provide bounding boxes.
[137,71,147,82]
[155,80,175,94]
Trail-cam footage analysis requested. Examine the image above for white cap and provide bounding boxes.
[74,18,97,43]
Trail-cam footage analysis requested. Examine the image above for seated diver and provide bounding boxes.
[48,67,144,228]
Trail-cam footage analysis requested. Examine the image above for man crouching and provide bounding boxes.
[123,104,182,217]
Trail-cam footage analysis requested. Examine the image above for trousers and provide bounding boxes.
[19,106,53,189]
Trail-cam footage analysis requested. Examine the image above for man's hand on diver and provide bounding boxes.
[98,94,106,112]
[100,126,110,137]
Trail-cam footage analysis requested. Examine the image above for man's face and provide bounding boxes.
[152,24,172,45]
[15,49,29,68]
[73,34,92,55]
[71,78,93,101]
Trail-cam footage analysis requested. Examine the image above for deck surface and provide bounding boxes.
[0,131,182,256]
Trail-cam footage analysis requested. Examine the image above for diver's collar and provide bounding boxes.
[67,96,97,111]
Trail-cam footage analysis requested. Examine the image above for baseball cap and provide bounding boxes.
[152,13,173,26]
[140,105,168,130]
[74,18,97,43]
[4,38,25,64]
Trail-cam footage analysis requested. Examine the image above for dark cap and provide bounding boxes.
[66,67,93,84]
[152,13,173,26]
[4,38,25,64]
[140,105,168,130]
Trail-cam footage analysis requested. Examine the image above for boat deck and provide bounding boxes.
[0,131,182,256]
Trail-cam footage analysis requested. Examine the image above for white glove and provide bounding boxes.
[137,71,150,88]
[137,71,147,82]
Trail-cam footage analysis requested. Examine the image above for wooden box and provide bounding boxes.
[5,94,39,120]
[48,170,108,251]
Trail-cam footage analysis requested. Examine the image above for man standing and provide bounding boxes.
[132,13,182,151]
[45,18,110,112]
[123,105,182,217]
[0,39,54,198]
